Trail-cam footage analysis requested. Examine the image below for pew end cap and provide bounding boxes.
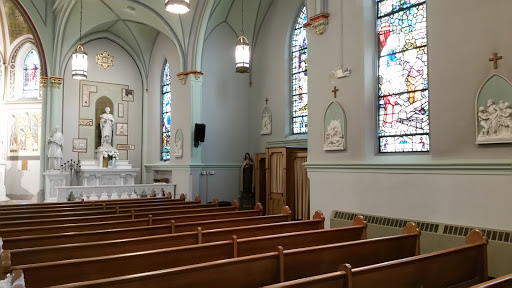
[466,229,488,245]
[231,200,240,209]
[180,193,186,200]
[194,195,201,202]
[312,210,325,222]
[403,222,421,236]
[352,216,367,227]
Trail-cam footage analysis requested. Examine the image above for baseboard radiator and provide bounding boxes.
[331,210,512,278]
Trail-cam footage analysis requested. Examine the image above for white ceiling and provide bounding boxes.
[53,0,276,77]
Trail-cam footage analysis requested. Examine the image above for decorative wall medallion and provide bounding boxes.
[96,51,114,69]
[174,128,183,158]
[79,118,93,126]
[261,107,272,135]
[117,144,135,150]
[50,76,63,88]
[475,74,512,144]
[323,101,346,150]
[304,13,330,35]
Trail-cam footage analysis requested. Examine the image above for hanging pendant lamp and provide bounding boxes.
[71,0,87,80]
[165,0,190,14]
[235,0,250,73]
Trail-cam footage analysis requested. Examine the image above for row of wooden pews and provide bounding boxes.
[0,194,501,287]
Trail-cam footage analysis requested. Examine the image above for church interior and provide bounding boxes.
[0,0,511,286]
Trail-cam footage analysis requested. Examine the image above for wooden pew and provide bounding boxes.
[48,222,420,288]
[0,205,240,229]
[0,193,180,210]
[0,202,255,238]
[0,202,218,222]
[0,197,197,217]
[4,211,326,267]
[264,229,488,288]
[11,215,362,287]
[1,207,293,250]
[469,273,512,288]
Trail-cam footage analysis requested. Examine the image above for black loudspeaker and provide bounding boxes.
[194,123,206,147]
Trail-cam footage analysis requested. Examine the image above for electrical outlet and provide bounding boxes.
[201,171,207,175]
[209,171,215,175]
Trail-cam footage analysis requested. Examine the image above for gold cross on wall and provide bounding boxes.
[489,52,503,69]
[332,86,339,98]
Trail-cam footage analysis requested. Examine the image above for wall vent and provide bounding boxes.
[331,210,512,277]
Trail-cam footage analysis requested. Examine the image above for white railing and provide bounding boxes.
[56,183,177,202]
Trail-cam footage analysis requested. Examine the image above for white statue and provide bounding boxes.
[261,112,271,134]
[47,126,64,170]
[478,99,512,140]
[99,107,115,148]
[173,138,182,157]
[324,119,345,149]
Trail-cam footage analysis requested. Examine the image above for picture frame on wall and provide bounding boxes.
[7,109,42,157]
[116,123,128,136]
[118,103,124,118]
[122,88,134,102]
[72,138,87,153]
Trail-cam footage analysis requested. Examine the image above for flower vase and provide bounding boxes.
[112,158,117,168]
[102,157,108,168]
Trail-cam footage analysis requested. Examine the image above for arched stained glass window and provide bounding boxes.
[22,49,40,99]
[377,0,429,152]
[291,5,308,134]
[161,61,171,161]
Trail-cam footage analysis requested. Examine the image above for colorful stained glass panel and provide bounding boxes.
[377,0,429,152]
[291,6,308,134]
[22,50,40,99]
[161,62,171,160]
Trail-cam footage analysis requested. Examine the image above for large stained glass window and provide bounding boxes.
[291,5,308,134]
[377,0,429,152]
[161,61,171,161]
[22,49,40,99]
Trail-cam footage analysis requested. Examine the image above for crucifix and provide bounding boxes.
[489,52,503,69]
[331,86,339,98]
[265,98,269,105]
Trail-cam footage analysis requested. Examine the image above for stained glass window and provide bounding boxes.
[291,5,308,134]
[377,0,429,152]
[161,61,171,161]
[22,49,40,99]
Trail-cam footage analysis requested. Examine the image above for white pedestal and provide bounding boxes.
[44,170,69,202]
[0,162,9,202]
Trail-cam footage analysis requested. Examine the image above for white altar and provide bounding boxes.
[80,157,139,186]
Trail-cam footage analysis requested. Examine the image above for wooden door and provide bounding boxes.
[254,153,267,214]
[266,148,286,215]
[291,151,309,220]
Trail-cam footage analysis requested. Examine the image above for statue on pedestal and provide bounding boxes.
[240,153,254,195]
[239,153,255,210]
[99,107,115,148]
[47,126,64,170]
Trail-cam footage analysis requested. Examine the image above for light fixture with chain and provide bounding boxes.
[165,0,190,14]
[235,0,250,73]
[71,0,87,80]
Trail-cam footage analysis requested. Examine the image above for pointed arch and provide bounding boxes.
[291,5,308,134]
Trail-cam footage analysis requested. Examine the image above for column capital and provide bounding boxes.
[50,76,64,89]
